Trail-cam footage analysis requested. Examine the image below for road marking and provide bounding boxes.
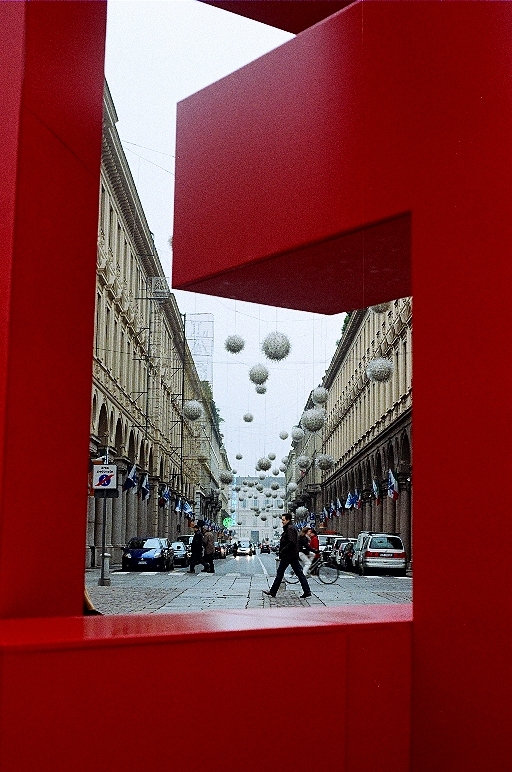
[256,556,268,576]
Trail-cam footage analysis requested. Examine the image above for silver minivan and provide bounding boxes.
[355,532,407,576]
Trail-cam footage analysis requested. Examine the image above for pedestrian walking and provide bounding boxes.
[263,513,311,599]
[307,527,320,575]
[298,526,314,576]
[202,524,215,573]
[187,523,207,574]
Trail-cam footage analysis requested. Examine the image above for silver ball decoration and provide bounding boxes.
[255,385,267,394]
[231,469,237,475]
[225,334,245,353]
[300,408,326,432]
[260,515,267,521]
[291,427,305,442]
[297,455,311,470]
[234,485,241,492]
[279,464,286,472]
[258,472,266,480]
[370,302,391,313]
[281,457,288,465]
[311,386,328,405]
[247,481,255,487]
[264,489,272,497]
[257,457,272,471]
[267,453,276,460]
[183,400,203,420]
[277,502,284,509]
[296,506,309,518]
[271,492,278,498]
[236,453,243,460]
[366,357,395,382]
[249,364,269,385]
[261,331,291,361]
[230,508,236,513]
[316,454,335,471]
[220,470,234,485]
[237,521,243,526]
[279,431,289,440]
[272,468,280,476]
[287,482,298,492]
[256,484,264,492]
[270,482,280,490]
[243,413,254,422]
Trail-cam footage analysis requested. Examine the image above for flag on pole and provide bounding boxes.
[388,470,399,500]
[336,498,343,516]
[158,485,170,508]
[329,501,336,517]
[175,497,182,513]
[123,464,137,492]
[140,474,150,501]
[345,492,353,509]
[372,479,381,505]
[355,489,362,509]
[182,500,193,516]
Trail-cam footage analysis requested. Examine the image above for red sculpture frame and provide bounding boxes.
[1,2,510,770]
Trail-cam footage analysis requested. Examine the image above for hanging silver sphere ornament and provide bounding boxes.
[183,400,203,420]
[279,431,289,440]
[249,363,269,385]
[316,454,335,471]
[234,485,241,492]
[287,482,298,492]
[236,453,243,460]
[258,472,266,480]
[277,502,284,509]
[247,480,255,487]
[264,488,272,497]
[237,520,243,526]
[271,492,278,498]
[370,302,391,313]
[256,484,264,492]
[255,385,267,394]
[300,408,326,432]
[297,455,312,470]
[230,507,236,514]
[243,413,254,422]
[270,482,280,490]
[291,426,305,442]
[231,469,237,475]
[257,457,272,471]
[267,453,276,461]
[281,456,288,465]
[225,334,245,353]
[366,357,395,382]
[312,386,328,405]
[261,331,291,361]
[260,514,267,522]
[296,506,309,518]
[272,468,280,476]
[279,464,286,472]
[220,470,234,485]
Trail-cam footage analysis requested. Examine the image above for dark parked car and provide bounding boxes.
[171,541,189,567]
[340,540,356,571]
[214,542,227,559]
[122,537,174,571]
[260,543,271,554]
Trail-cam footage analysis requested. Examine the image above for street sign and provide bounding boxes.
[222,517,233,528]
[92,464,117,490]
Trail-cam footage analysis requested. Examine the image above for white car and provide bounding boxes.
[171,541,189,567]
[356,533,407,576]
[236,541,253,556]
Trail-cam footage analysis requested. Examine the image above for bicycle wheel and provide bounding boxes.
[317,562,339,584]
[283,566,299,584]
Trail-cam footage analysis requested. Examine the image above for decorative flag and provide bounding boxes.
[182,500,193,516]
[158,485,170,508]
[322,507,328,519]
[336,498,343,516]
[122,464,137,492]
[372,479,381,505]
[388,470,399,500]
[345,492,353,509]
[175,497,182,513]
[140,474,150,501]
[355,489,362,509]
[329,501,336,517]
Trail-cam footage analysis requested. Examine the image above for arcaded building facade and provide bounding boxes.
[87,85,230,566]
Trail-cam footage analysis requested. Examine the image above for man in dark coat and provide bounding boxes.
[263,513,311,598]
[187,523,207,573]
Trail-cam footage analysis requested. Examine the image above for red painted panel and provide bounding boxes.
[0,607,412,772]
[199,0,352,33]
[0,0,107,618]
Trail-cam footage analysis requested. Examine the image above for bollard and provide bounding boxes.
[98,552,111,586]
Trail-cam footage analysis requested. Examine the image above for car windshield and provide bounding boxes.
[239,542,250,547]
[142,538,161,549]
[369,536,403,550]
[318,536,335,546]
[171,542,184,549]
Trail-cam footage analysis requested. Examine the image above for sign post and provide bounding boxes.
[93,458,118,587]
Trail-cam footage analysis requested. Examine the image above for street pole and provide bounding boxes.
[98,445,111,587]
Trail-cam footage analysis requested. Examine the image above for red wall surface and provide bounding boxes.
[0,2,510,771]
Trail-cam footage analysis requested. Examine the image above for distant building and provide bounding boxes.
[230,475,285,544]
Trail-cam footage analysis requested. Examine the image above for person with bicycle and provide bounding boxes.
[263,513,312,599]
[298,526,314,576]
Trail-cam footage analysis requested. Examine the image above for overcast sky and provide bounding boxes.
[105,0,347,476]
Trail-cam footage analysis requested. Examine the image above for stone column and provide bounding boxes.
[111,475,123,563]
[348,505,355,538]
[149,477,159,535]
[354,504,364,536]
[397,472,412,564]
[126,489,137,539]
[86,495,96,568]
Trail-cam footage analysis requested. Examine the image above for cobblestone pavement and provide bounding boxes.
[86,558,412,615]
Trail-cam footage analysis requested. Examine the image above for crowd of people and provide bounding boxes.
[187,520,216,574]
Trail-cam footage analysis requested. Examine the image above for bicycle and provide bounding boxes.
[282,553,339,585]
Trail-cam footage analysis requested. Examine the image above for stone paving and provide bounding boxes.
[85,562,412,615]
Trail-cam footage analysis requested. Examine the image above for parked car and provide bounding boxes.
[214,542,227,559]
[260,543,271,554]
[236,541,253,556]
[340,539,357,571]
[317,534,338,563]
[122,537,174,571]
[171,541,189,567]
[355,533,407,576]
[177,534,194,559]
[331,536,350,567]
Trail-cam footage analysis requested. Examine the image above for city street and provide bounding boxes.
[86,552,412,615]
